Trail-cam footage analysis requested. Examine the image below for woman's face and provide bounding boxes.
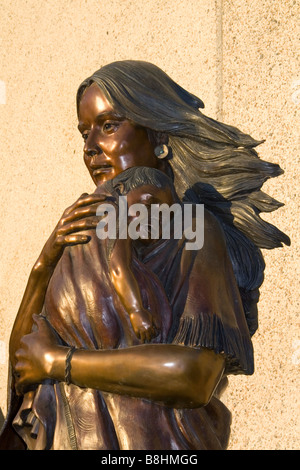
[78,82,160,185]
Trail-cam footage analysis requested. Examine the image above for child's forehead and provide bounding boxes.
[129,183,169,200]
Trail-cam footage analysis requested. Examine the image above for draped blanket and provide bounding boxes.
[9,209,253,450]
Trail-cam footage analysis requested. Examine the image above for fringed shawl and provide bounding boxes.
[140,209,254,376]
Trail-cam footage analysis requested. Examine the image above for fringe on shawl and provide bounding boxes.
[172,311,254,376]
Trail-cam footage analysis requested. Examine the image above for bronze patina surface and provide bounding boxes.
[0,61,290,450]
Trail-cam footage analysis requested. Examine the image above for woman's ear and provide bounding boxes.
[158,132,169,146]
[146,129,169,148]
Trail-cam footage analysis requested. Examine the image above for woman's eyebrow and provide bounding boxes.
[95,111,123,122]
[78,112,124,132]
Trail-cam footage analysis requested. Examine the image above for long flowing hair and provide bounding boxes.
[77,60,290,335]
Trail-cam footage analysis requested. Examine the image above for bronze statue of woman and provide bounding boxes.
[0,61,290,450]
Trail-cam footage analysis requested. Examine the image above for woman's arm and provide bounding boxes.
[9,192,107,367]
[58,344,225,408]
[14,316,225,409]
[9,257,56,369]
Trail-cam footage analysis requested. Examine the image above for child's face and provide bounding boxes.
[126,184,176,208]
[126,184,177,243]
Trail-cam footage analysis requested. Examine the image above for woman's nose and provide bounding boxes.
[86,147,104,169]
[86,147,102,158]
[84,131,103,158]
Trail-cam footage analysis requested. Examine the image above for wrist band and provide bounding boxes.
[65,346,76,385]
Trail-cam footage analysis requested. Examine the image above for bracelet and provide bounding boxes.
[65,346,76,385]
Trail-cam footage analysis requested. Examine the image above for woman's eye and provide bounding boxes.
[103,122,117,132]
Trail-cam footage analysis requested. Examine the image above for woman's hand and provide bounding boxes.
[39,192,108,268]
[9,192,109,370]
[14,315,64,395]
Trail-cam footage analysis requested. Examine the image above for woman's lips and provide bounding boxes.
[92,165,113,176]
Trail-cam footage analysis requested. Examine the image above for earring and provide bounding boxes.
[154,144,169,159]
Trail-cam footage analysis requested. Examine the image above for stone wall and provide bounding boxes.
[0,0,298,449]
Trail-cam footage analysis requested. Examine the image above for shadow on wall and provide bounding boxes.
[0,408,4,431]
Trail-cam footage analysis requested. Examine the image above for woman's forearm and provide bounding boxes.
[49,344,225,408]
[9,255,57,364]
[9,192,107,365]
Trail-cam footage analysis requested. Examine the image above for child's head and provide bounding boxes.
[110,166,179,207]
[110,167,180,244]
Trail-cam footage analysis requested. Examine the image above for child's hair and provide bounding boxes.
[104,166,179,201]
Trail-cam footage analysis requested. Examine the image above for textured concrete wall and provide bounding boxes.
[0,0,298,449]
[221,0,299,450]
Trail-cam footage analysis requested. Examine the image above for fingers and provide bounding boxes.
[14,349,27,394]
[32,313,41,322]
[14,367,36,396]
[49,193,111,252]
[62,201,105,225]
[136,324,159,343]
[58,216,99,237]
[56,195,111,246]
[31,314,61,344]
[64,193,108,217]
[55,215,100,247]
[56,234,91,246]
[31,314,50,332]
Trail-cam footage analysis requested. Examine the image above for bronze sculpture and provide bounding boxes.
[0,61,290,450]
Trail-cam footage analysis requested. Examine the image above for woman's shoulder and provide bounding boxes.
[203,208,225,235]
[201,209,228,256]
